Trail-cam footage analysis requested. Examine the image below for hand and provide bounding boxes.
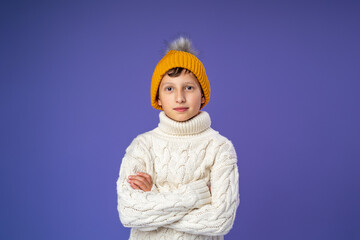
[127,172,153,192]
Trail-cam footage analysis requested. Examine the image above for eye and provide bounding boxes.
[185,86,193,90]
[165,87,173,91]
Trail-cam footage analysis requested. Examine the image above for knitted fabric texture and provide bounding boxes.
[150,50,211,110]
[116,111,240,240]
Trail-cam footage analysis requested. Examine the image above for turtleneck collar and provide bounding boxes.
[158,111,211,136]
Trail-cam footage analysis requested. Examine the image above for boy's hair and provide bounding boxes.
[165,67,192,77]
[151,36,210,110]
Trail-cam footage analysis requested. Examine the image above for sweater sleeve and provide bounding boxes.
[116,136,211,231]
[164,140,240,236]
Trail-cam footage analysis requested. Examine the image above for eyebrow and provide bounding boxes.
[162,81,196,86]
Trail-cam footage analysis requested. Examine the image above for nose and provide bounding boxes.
[176,89,186,103]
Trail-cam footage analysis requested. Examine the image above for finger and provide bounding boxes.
[128,180,140,190]
[127,176,143,189]
[132,175,151,188]
[128,173,152,191]
[131,183,140,190]
[137,172,152,185]
[130,178,150,191]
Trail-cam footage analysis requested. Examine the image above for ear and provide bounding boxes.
[157,98,162,106]
[201,95,205,104]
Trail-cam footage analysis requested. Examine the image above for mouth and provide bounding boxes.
[173,107,189,112]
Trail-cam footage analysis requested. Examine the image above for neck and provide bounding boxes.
[158,111,211,136]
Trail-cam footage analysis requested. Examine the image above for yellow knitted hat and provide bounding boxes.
[150,50,211,110]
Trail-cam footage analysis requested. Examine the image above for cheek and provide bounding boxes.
[159,94,172,106]
[190,95,202,104]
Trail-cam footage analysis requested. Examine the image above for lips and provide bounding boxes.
[174,107,189,112]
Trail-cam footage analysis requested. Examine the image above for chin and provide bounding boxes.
[169,114,189,122]
[177,118,190,122]
[179,114,198,122]
[165,108,201,122]
[170,116,186,122]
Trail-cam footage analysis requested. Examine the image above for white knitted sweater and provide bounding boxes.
[116,111,240,240]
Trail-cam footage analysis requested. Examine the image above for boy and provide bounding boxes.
[116,37,240,240]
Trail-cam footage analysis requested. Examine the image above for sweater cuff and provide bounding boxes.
[187,179,211,209]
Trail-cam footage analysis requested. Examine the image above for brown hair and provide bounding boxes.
[165,67,191,77]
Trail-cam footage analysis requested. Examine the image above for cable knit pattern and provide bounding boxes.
[116,111,240,240]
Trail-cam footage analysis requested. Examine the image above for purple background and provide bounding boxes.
[1,0,359,239]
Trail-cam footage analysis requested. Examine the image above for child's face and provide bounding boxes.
[157,70,205,122]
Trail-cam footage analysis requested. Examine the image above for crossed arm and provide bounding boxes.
[116,137,212,230]
[127,172,211,193]
[116,137,239,235]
